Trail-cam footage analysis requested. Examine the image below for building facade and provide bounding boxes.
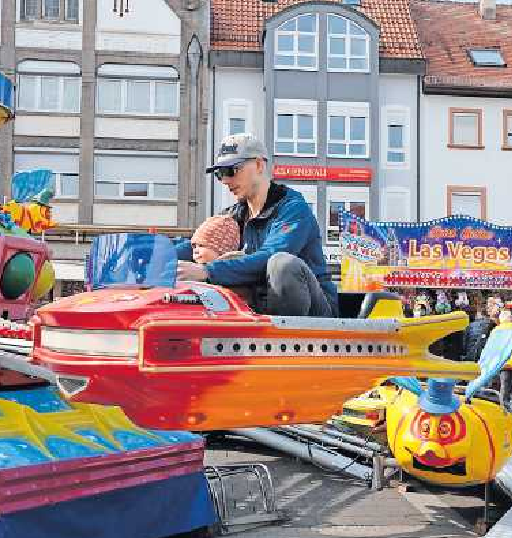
[210,0,424,264]
[413,0,512,225]
[0,0,209,292]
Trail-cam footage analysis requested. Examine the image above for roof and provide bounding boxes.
[211,0,423,59]
[411,0,512,89]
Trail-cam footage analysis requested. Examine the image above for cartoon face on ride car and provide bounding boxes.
[387,386,512,487]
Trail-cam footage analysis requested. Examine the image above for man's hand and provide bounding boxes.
[177,261,208,282]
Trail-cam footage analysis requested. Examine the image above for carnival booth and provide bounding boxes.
[338,211,512,360]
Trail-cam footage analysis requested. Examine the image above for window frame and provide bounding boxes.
[274,99,318,157]
[274,13,319,72]
[447,185,487,220]
[448,107,484,150]
[96,77,179,117]
[380,187,411,222]
[382,106,410,168]
[19,0,80,23]
[326,185,370,245]
[16,73,81,113]
[503,109,512,150]
[223,98,253,137]
[20,0,39,20]
[94,153,179,202]
[327,14,370,73]
[52,172,79,199]
[468,48,505,68]
[327,101,370,159]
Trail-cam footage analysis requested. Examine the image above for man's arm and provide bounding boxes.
[205,200,313,286]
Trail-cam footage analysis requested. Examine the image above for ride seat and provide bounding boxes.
[337,291,402,319]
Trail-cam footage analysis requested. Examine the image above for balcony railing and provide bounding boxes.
[35,224,194,245]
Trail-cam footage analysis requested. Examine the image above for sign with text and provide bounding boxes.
[273,165,372,183]
[338,212,512,291]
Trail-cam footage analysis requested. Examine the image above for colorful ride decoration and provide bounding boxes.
[387,324,512,487]
[0,384,216,537]
[338,211,512,292]
[29,233,485,431]
[0,72,14,128]
[0,169,57,318]
[387,378,512,487]
[3,188,56,233]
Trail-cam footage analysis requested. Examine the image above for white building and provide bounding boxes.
[413,0,512,225]
[209,0,425,266]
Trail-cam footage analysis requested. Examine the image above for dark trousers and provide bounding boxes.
[262,252,337,317]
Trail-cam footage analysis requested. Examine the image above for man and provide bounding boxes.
[176,133,338,317]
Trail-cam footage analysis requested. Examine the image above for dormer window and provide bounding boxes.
[468,49,505,67]
[274,14,318,71]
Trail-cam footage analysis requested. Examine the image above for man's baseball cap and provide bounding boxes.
[206,133,268,173]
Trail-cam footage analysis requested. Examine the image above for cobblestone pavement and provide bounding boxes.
[203,434,511,538]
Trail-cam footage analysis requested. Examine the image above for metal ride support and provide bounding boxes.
[232,425,398,491]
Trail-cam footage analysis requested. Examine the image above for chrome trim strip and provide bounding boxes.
[270,317,400,333]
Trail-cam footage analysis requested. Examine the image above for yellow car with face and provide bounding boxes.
[387,379,512,487]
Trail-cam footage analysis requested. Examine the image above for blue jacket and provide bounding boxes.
[176,182,337,309]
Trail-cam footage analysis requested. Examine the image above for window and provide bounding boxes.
[469,49,505,67]
[21,0,79,22]
[20,0,38,20]
[381,188,410,222]
[327,101,369,158]
[383,106,409,167]
[274,14,318,70]
[275,100,317,156]
[229,118,246,135]
[97,65,179,116]
[326,186,369,244]
[51,173,79,198]
[43,0,60,19]
[66,0,79,21]
[17,61,81,113]
[223,99,252,137]
[449,108,483,149]
[14,150,79,200]
[327,14,369,72]
[17,75,80,113]
[447,186,486,220]
[94,154,178,201]
[503,110,512,150]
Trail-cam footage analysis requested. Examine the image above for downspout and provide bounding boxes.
[416,74,421,222]
[210,64,216,217]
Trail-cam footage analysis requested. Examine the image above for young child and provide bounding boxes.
[191,215,241,264]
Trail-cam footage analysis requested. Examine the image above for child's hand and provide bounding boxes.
[177,261,208,281]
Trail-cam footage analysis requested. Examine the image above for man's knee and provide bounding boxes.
[267,252,303,278]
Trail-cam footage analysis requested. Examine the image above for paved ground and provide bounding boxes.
[203,433,511,538]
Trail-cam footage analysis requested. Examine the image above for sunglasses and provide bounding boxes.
[214,159,256,181]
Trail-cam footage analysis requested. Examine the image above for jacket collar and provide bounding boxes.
[231,182,287,224]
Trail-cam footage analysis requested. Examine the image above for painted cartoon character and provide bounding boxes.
[435,291,451,315]
[387,378,512,487]
[413,292,431,317]
[2,189,56,233]
[454,292,469,309]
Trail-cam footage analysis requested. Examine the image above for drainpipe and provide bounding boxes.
[210,64,216,217]
[416,74,421,222]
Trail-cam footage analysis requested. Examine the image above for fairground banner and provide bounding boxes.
[338,211,512,291]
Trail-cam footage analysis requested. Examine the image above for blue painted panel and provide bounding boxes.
[0,387,71,413]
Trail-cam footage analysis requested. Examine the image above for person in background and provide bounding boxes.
[175,133,338,317]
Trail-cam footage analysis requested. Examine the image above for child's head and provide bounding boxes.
[191,215,240,264]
